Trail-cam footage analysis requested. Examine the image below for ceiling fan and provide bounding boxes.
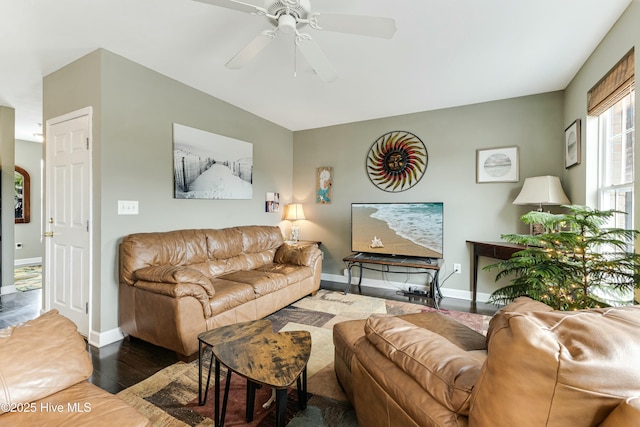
[194,0,397,82]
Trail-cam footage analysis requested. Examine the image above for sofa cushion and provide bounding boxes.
[0,310,93,412]
[486,296,553,344]
[0,381,151,426]
[255,263,313,284]
[239,225,284,253]
[134,265,215,297]
[120,229,208,285]
[274,244,320,267]
[209,279,256,316]
[221,270,288,296]
[365,315,484,416]
[470,306,640,427]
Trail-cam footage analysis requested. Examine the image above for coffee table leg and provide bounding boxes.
[296,367,307,410]
[214,360,220,427]
[246,379,256,422]
[199,347,214,406]
[220,370,232,427]
[275,388,288,427]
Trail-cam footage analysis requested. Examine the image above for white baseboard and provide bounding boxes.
[15,257,42,266]
[320,272,492,303]
[1,285,17,295]
[88,327,125,348]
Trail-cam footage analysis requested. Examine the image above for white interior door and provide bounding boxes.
[44,108,92,337]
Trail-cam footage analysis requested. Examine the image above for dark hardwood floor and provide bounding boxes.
[0,281,499,395]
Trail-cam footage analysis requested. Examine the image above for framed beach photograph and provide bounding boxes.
[476,146,519,183]
[173,123,253,199]
[565,119,581,168]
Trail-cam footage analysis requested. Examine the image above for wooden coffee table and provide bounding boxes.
[198,320,312,427]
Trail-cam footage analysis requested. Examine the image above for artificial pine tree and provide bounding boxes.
[486,205,640,310]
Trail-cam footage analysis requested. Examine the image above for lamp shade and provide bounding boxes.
[284,203,305,221]
[513,176,571,207]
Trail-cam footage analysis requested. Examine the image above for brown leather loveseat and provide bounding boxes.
[0,310,150,426]
[119,225,322,359]
[333,297,640,427]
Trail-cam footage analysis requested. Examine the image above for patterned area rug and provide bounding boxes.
[117,289,491,426]
[14,265,42,291]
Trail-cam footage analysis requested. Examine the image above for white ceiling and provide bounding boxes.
[0,0,632,143]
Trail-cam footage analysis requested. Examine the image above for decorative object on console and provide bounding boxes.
[485,205,640,310]
[512,175,571,235]
[476,146,519,183]
[366,131,427,192]
[285,203,306,242]
[316,166,333,204]
[173,123,253,200]
[565,119,581,168]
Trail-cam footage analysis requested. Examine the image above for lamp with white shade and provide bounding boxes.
[284,203,305,242]
[513,175,570,234]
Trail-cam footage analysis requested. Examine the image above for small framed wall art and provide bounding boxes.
[316,166,333,204]
[476,146,519,183]
[564,119,581,168]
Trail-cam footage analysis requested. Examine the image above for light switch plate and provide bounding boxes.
[118,200,139,215]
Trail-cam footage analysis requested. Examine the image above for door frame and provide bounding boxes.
[43,106,93,339]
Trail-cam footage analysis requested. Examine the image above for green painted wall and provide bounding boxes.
[293,92,565,300]
[563,1,639,301]
[15,139,43,262]
[0,106,15,291]
[44,49,293,336]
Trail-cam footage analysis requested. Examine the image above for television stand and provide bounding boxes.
[342,252,442,308]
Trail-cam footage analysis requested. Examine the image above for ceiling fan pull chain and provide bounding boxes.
[293,35,297,78]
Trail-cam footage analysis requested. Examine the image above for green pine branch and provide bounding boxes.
[485,205,640,310]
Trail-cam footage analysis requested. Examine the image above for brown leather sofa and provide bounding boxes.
[333,297,640,427]
[0,310,150,426]
[119,225,322,359]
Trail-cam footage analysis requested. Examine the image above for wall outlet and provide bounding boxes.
[453,263,462,274]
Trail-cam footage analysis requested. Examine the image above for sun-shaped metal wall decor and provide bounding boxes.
[366,131,428,192]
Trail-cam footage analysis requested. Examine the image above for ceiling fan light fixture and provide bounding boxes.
[278,14,297,34]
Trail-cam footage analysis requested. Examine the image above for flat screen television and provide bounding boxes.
[351,202,443,259]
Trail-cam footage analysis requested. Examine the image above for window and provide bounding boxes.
[587,48,635,232]
[598,89,635,230]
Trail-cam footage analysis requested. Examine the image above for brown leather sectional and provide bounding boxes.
[334,297,640,427]
[0,310,150,426]
[119,225,322,359]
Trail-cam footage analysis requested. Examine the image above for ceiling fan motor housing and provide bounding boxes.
[266,0,311,30]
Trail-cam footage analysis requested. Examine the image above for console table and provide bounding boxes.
[466,240,525,304]
[343,252,441,306]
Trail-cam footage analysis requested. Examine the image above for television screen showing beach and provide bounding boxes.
[351,203,443,259]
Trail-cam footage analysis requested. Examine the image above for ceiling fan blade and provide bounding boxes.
[313,13,397,39]
[192,0,264,14]
[226,30,277,69]
[296,34,338,82]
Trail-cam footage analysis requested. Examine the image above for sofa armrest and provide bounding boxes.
[134,280,212,318]
[274,243,321,267]
[364,315,483,416]
[0,310,93,412]
[134,265,215,298]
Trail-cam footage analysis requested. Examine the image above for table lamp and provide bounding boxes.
[513,175,570,234]
[284,203,305,242]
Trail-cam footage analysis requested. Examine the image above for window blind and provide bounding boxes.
[587,48,635,116]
